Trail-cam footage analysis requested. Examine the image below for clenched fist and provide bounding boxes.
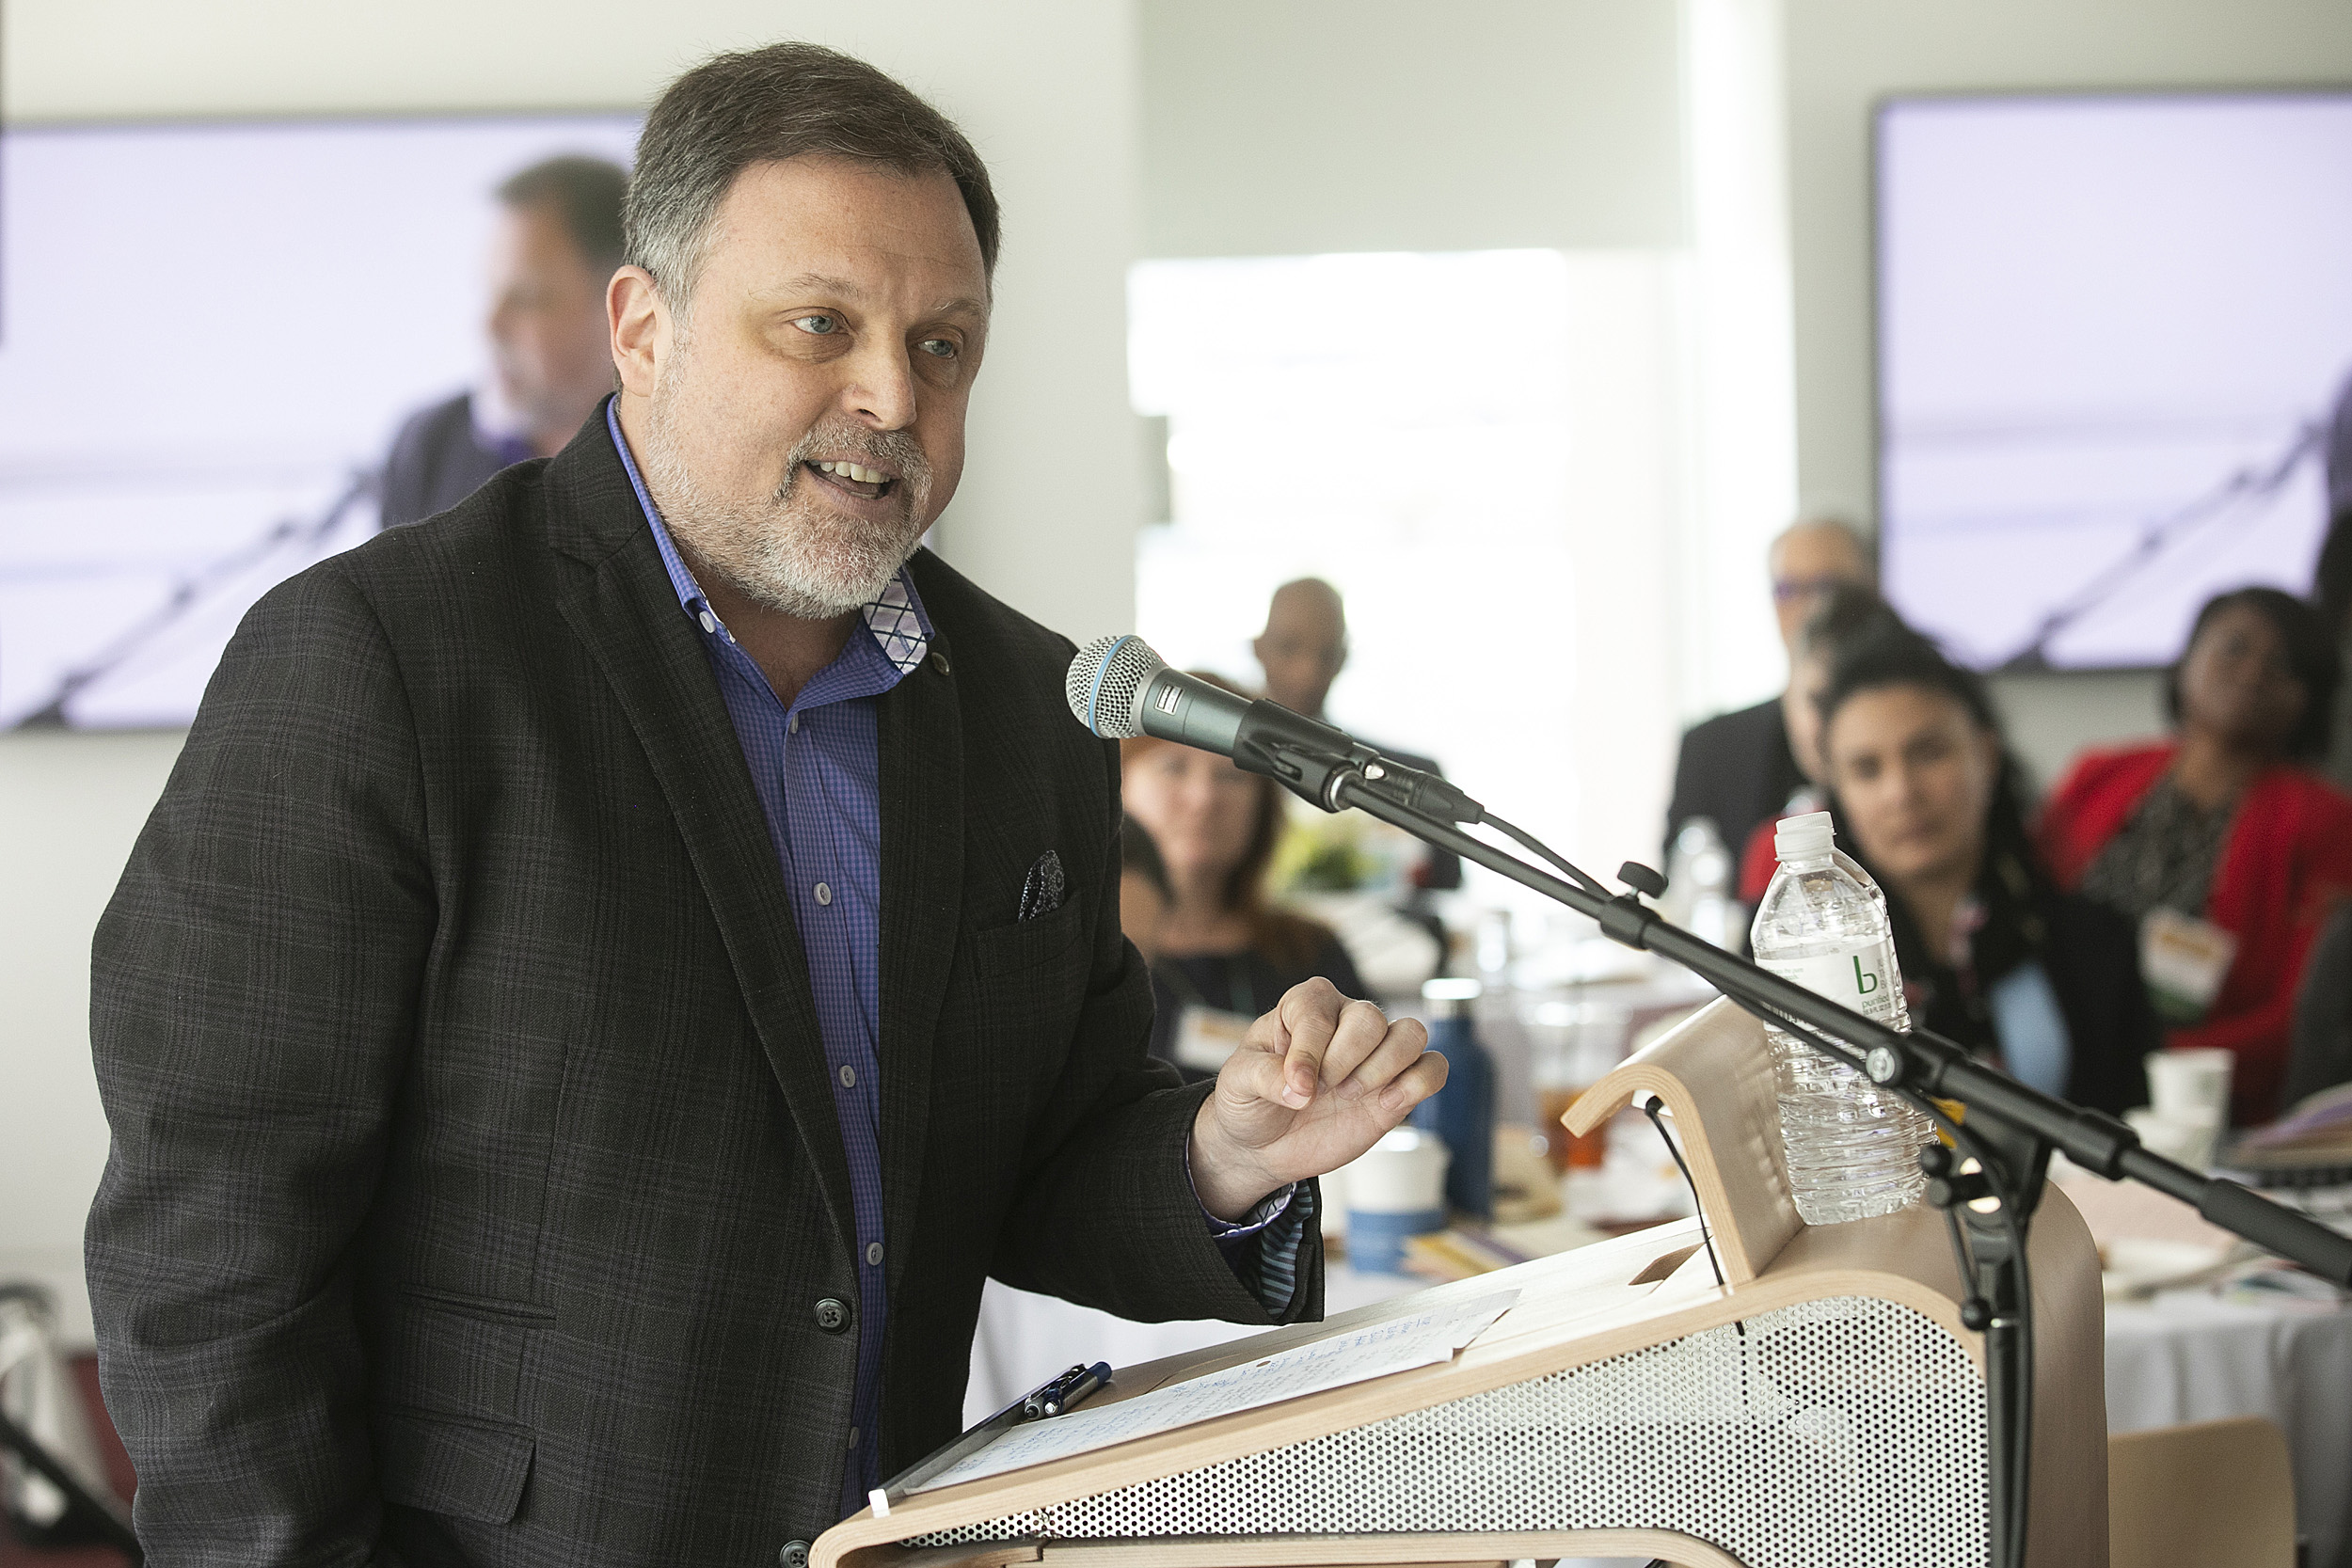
[1186,976,1450,1221]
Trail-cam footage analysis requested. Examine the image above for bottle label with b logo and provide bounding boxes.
[1756,937,1902,1029]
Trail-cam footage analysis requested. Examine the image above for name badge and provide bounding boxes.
[2140,907,2237,1024]
[1172,1005,1255,1075]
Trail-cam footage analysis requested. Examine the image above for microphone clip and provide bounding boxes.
[1231,712,1484,827]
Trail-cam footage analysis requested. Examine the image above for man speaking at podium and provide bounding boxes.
[84,42,1445,1568]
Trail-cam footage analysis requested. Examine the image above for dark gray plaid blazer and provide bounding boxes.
[85,418,1323,1567]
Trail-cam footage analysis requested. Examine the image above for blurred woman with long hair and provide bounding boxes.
[1818,622,2155,1116]
[1119,673,1363,1083]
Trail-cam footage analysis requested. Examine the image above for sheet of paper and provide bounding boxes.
[917,1288,1518,1494]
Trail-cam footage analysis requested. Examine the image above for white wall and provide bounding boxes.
[1133,0,1800,872]
[1138,0,1689,259]
[1,0,1146,1344]
[1780,0,2352,774]
[1677,0,1803,718]
[0,732,184,1346]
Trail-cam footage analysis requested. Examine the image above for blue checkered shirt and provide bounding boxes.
[605,404,1309,1520]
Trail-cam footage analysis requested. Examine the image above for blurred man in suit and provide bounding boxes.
[1663,515,1875,857]
[1253,577,1459,892]
[1254,577,1349,722]
[87,44,1443,1568]
[379,155,628,528]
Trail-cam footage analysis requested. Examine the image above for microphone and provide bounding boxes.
[1067,634,1346,752]
[1065,634,1482,823]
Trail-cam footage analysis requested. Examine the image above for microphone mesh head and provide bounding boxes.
[1065,634,1167,739]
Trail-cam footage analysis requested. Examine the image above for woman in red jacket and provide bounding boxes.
[2040,587,2352,1124]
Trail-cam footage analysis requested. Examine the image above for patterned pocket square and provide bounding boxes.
[1018,850,1066,922]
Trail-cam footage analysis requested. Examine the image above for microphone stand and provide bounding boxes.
[1223,711,2352,1568]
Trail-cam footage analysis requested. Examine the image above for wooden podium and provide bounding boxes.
[815,998,2106,1568]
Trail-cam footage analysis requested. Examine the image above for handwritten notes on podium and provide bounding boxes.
[919,1290,1519,1494]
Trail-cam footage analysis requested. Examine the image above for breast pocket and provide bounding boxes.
[972,897,1089,1023]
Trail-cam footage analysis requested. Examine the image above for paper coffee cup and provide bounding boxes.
[2125,1107,2220,1170]
[2146,1048,2233,1126]
[1344,1127,1449,1274]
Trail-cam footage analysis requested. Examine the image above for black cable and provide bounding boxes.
[1644,1099,1729,1295]
[1479,810,1613,898]
[1645,1097,1745,1358]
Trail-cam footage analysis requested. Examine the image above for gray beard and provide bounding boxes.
[641,369,932,621]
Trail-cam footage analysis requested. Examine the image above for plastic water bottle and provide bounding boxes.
[1667,817,1736,949]
[1411,977,1494,1220]
[1748,811,1931,1225]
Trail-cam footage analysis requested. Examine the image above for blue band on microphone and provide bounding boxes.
[1086,634,1136,736]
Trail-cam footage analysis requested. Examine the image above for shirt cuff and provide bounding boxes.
[1186,1145,1314,1317]
[1203,1183,1295,1241]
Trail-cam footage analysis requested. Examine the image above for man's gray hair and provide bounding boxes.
[624,41,1000,315]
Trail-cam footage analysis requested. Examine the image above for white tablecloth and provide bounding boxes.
[2106,1289,2352,1568]
[967,1259,2352,1567]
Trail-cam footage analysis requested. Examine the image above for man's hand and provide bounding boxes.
[1187,977,1448,1222]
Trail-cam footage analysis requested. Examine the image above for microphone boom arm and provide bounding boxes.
[1069,631,2350,1567]
[1242,736,2352,1568]
[1323,764,2343,1266]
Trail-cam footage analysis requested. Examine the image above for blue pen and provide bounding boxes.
[868,1358,1117,1517]
[1023,1360,1114,1420]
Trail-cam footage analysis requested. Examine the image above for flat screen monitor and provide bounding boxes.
[0,112,641,729]
[1875,91,2352,671]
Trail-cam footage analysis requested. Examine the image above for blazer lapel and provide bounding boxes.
[553,521,860,1257]
[875,632,963,1292]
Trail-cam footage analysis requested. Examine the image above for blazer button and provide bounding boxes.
[814,1297,850,1333]
[780,1541,811,1567]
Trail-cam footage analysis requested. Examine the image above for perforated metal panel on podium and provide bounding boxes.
[815,999,2107,1568]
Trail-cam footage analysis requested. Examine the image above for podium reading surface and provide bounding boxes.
[816,999,2106,1568]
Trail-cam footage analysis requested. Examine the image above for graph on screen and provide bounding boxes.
[0,113,641,729]
[1876,92,2352,671]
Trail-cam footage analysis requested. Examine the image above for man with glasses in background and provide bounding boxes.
[1663,515,1877,860]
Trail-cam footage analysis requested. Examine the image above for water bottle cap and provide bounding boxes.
[1774,810,1836,863]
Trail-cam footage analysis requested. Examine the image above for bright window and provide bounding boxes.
[1128,249,1690,915]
